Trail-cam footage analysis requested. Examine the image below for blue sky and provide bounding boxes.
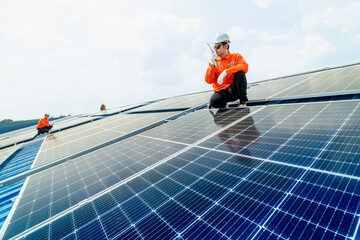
[1,0,359,120]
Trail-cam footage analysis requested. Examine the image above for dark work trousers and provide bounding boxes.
[210,71,248,108]
[37,125,53,135]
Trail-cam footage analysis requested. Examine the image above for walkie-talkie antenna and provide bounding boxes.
[207,42,214,53]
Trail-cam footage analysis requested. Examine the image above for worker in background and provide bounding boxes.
[36,113,53,135]
[205,32,248,108]
[100,103,106,110]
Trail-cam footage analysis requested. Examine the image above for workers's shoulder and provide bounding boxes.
[229,52,245,59]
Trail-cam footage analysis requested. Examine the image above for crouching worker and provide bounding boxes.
[36,113,53,135]
[205,32,249,108]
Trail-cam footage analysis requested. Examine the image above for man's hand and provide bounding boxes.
[210,52,217,65]
[217,70,227,85]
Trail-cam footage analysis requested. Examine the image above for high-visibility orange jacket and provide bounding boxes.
[205,51,248,92]
[36,117,50,129]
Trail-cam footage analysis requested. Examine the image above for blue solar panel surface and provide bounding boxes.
[1,99,359,239]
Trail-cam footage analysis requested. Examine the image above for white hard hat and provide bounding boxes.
[214,33,231,44]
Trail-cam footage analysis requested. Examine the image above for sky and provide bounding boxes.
[1,0,360,120]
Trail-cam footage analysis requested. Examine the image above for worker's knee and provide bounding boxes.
[210,92,226,108]
[234,71,246,80]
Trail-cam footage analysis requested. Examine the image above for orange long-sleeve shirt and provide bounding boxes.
[205,51,248,92]
[36,117,50,129]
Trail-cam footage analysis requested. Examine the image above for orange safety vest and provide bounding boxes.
[205,51,248,92]
[36,117,50,129]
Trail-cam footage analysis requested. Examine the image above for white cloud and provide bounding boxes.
[252,0,272,8]
[301,35,334,58]
[301,1,360,32]
[0,0,359,120]
[228,27,257,41]
[0,4,206,120]
[259,32,286,41]
[248,30,335,81]
[252,0,288,8]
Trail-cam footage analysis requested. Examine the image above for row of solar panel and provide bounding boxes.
[0,63,360,239]
[1,63,359,152]
[2,99,360,239]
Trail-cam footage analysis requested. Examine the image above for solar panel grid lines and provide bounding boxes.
[141,107,266,146]
[32,111,181,168]
[0,137,189,240]
[246,72,322,101]
[204,105,304,153]
[194,143,360,189]
[273,65,360,99]
[288,172,360,220]
[28,147,310,240]
[0,108,261,240]
[267,73,322,99]
[3,99,360,239]
[313,108,360,178]
[263,102,334,167]
[0,131,37,150]
[266,102,355,166]
[37,113,147,149]
[9,158,272,238]
[173,158,269,238]
[249,101,360,239]
[201,104,318,162]
[247,64,360,102]
[344,75,360,91]
[139,100,360,239]
[24,150,258,239]
[128,91,212,112]
[0,164,34,240]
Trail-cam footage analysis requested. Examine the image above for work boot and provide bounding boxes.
[238,102,247,108]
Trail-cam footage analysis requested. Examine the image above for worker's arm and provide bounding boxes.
[46,118,50,127]
[205,64,221,84]
[225,53,248,75]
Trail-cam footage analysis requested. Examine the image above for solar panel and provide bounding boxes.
[50,116,100,132]
[2,99,359,239]
[140,107,263,145]
[33,111,181,167]
[0,145,19,166]
[87,104,141,117]
[0,116,101,150]
[1,135,188,239]
[248,64,360,101]
[128,91,212,112]
[272,65,360,98]
[0,131,37,149]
